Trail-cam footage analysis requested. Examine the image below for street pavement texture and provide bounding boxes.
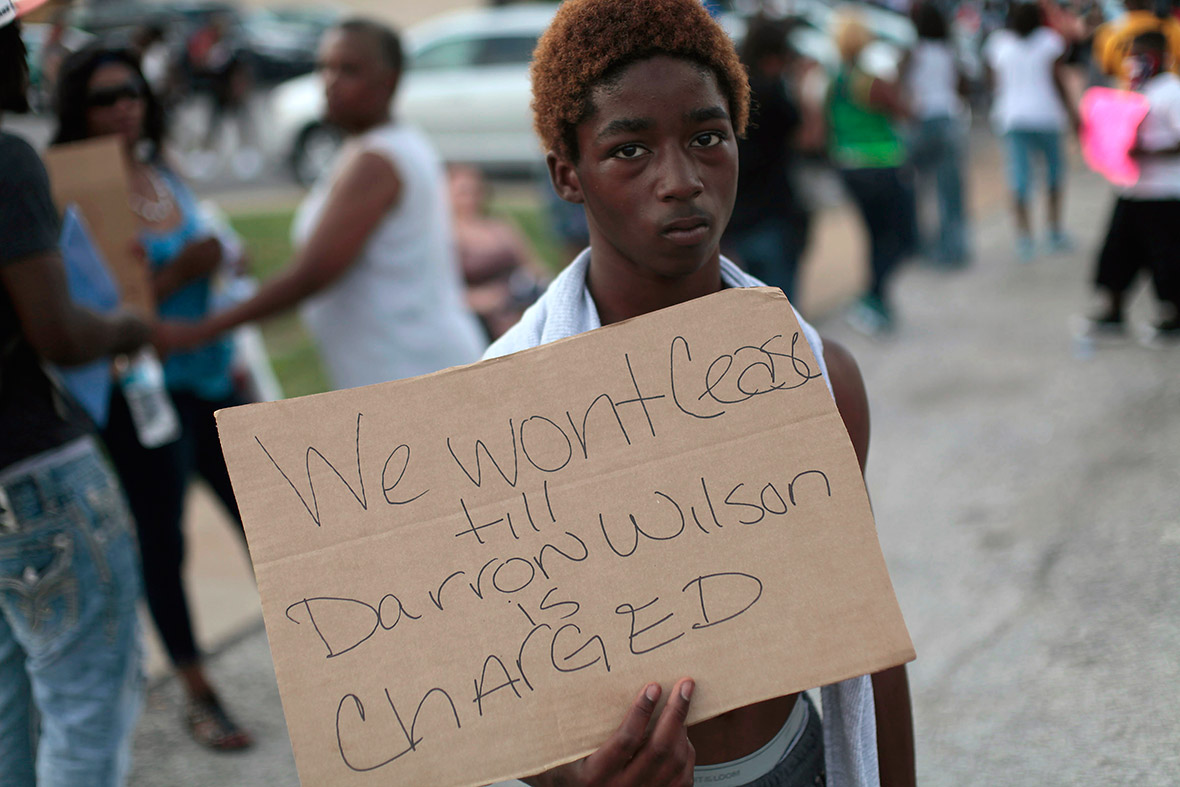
[127,167,1179,786]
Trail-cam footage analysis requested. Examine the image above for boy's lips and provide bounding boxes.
[660,215,711,245]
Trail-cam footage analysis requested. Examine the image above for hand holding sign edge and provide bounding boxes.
[522,679,696,787]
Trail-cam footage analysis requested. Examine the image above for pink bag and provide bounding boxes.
[1080,87,1151,187]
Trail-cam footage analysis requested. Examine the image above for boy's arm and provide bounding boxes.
[872,666,916,787]
[823,337,916,787]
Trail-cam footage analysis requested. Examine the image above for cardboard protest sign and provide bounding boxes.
[43,136,153,312]
[216,288,914,787]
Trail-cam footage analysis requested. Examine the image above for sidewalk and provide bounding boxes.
[128,155,1180,785]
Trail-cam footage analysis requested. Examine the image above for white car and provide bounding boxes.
[269,3,560,185]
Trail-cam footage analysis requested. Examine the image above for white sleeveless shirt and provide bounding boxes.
[906,40,962,121]
[293,121,486,389]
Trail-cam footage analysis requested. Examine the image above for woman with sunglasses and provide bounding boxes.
[52,47,254,752]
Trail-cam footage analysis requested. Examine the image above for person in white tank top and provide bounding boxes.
[155,18,486,389]
[293,120,485,388]
[901,3,970,265]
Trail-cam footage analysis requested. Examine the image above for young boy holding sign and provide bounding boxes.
[484,1,914,784]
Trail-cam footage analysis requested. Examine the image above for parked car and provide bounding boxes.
[270,3,560,186]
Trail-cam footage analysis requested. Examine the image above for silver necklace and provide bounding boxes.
[129,167,174,223]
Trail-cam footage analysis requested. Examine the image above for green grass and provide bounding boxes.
[228,201,560,400]
[499,205,565,274]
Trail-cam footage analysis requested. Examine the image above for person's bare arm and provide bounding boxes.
[1053,57,1081,134]
[152,236,223,302]
[823,337,916,787]
[155,149,400,350]
[824,338,869,471]
[1091,23,1115,77]
[1039,0,1086,43]
[2,251,149,366]
[871,664,914,787]
[867,76,911,122]
[1131,141,1180,157]
[896,49,913,115]
[794,60,829,153]
[522,679,696,787]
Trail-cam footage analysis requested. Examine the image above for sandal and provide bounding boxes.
[184,693,254,751]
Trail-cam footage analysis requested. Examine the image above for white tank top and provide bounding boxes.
[906,41,963,120]
[293,122,486,389]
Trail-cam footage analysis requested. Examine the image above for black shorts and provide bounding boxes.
[1095,197,1180,307]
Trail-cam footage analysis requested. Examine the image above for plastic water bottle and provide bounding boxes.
[115,348,181,448]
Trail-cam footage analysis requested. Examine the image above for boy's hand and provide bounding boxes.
[526,679,696,787]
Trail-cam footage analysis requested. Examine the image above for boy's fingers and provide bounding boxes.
[588,683,662,770]
[648,678,694,744]
[626,679,695,784]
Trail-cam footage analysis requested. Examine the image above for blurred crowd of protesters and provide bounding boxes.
[721,0,1179,339]
[151,19,487,388]
[51,43,256,750]
[3,0,1180,781]
[2,4,488,772]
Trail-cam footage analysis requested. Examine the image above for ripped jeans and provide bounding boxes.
[0,436,144,787]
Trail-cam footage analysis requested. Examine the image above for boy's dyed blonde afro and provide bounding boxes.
[531,0,750,160]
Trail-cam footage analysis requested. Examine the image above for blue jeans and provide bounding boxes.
[1003,129,1064,203]
[0,437,144,787]
[908,116,969,263]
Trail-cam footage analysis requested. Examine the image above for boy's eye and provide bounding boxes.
[691,131,725,148]
[611,144,645,160]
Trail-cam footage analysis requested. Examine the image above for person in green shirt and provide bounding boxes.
[827,12,914,335]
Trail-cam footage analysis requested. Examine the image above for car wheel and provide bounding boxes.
[291,122,342,187]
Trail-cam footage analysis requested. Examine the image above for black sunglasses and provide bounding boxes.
[86,81,145,108]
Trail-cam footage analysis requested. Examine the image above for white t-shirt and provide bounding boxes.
[984,28,1068,132]
[1127,72,1180,199]
[906,40,963,120]
[293,122,487,390]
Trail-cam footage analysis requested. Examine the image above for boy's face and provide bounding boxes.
[549,55,738,287]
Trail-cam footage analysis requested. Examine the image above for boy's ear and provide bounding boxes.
[547,151,585,204]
